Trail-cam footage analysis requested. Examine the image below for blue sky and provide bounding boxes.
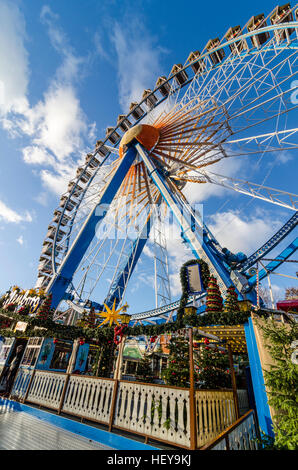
[0,0,297,313]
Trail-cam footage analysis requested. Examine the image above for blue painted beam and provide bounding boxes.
[136,143,245,297]
[47,146,138,309]
[242,212,298,272]
[244,319,274,438]
[104,218,151,308]
[248,237,298,286]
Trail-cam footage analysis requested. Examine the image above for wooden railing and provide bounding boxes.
[26,371,67,410]
[113,380,191,448]
[196,390,236,448]
[10,368,34,400]
[200,410,260,450]
[62,375,114,425]
[9,369,256,449]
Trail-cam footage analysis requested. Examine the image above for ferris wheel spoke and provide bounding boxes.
[185,48,297,135]
[200,42,296,112]
[226,128,298,146]
[180,171,298,211]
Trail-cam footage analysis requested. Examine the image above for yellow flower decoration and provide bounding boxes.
[38,288,46,297]
[96,299,125,328]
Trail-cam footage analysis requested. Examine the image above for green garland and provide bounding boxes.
[0,308,115,342]
[0,260,261,341]
[176,259,210,326]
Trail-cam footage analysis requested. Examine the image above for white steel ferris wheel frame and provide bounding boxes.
[37,8,298,316]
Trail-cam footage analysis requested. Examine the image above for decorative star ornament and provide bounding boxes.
[96,299,125,328]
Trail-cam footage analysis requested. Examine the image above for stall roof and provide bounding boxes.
[193,324,247,354]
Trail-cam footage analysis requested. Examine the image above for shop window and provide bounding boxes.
[0,338,14,365]
[126,361,138,375]
[21,338,43,367]
[85,345,100,375]
[49,340,72,371]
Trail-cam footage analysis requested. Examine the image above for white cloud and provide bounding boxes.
[16,235,24,245]
[207,209,281,254]
[182,156,244,204]
[0,0,29,116]
[30,85,88,161]
[0,3,97,197]
[40,166,76,196]
[22,146,54,166]
[34,191,50,207]
[111,18,166,111]
[0,200,32,224]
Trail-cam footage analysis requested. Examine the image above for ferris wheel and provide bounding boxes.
[36,4,298,320]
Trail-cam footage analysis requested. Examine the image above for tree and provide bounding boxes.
[163,332,190,386]
[258,318,298,450]
[35,293,53,321]
[205,276,223,314]
[223,285,240,315]
[87,307,97,328]
[195,341,230,389]
[285,287,298,300]
[136,354,154,383]
[93,329,116,378]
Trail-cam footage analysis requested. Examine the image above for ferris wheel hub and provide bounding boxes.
[119,124,160,158]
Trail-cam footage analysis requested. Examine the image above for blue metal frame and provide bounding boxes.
[242,212,298,272]
[136,142,258,302]
[244,318,274,437]
[248,237,298,286]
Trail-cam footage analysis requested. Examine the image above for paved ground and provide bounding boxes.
[0,403,114,450]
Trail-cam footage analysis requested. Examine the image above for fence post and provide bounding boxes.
[58,373,70,415]
[228,343,240,419]
[188,327,197,450]
[108,334,126,432]
[22,369,36,403]
[108,379,118,432]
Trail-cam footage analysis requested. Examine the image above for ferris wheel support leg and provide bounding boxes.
[104,216,152,308]
[135,143,249,299]
[46,146,138,310]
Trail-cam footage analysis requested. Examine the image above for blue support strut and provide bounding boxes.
[248,237,298,286]
[47,146,138,309]
[104,216,152,308]
[135,142,235,297]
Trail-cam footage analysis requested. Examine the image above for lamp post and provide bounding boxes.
[114,303,131,381]
[109,303,131,432]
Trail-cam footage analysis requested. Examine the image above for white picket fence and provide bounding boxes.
[26,371,66,410]
[202,410,260,450]
[62,375,114,424]
[9,369,248,448]
[113,381,191,447]
[196,390,236,447]
[11,368,34,400]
